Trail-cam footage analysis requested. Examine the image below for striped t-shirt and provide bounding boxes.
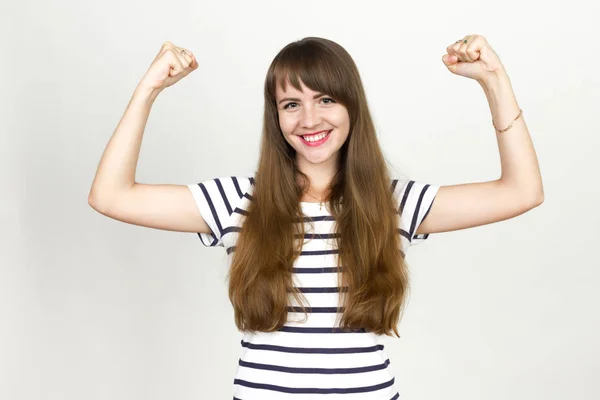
[187,176,439,400]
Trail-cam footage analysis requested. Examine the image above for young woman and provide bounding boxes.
[88,36,543,399]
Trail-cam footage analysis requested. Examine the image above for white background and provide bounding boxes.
[2,0,598,399]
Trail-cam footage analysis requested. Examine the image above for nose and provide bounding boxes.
[301,104,321,128]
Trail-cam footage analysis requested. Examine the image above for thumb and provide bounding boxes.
[442,54,458,73]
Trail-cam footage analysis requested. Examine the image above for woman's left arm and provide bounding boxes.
[417,35,544,235]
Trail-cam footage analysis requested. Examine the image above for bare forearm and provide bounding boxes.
[480,71,544,203]
[88,84,161,207]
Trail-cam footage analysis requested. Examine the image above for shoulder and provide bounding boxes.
[187,175,254,213]
[391,178,440,248]
[391,179,438,207]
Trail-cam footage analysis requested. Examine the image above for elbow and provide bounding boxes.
[88,193,109,215]
[88,195,102,213]
[528,189,544,209]
[536,190,544,205]
[88,184,133,215]
[512,180,544,209]
[531,196,544,209]
[533,183,545,206]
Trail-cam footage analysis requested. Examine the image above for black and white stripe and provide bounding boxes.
[188,175,439,399]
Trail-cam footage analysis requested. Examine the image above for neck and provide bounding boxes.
[295,154,338,192]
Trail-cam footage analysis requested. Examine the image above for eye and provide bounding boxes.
[282,97,336,110]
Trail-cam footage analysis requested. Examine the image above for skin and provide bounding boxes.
[275,80,350,201]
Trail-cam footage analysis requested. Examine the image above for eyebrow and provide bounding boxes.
[278,92,327,105]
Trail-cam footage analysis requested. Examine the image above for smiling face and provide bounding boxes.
[276,79,350,173]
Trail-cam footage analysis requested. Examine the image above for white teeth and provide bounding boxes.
[303,131,329,142]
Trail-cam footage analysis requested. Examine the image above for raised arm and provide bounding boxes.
[88,42,210,234]
[417,35,544,236]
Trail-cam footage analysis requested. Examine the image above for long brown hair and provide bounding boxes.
[228,37,409,337]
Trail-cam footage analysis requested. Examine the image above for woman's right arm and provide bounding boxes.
[87,42,210,234]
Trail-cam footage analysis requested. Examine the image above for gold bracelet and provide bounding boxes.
[493,108,523,133]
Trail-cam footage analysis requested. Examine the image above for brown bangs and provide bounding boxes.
[266,38,355,109]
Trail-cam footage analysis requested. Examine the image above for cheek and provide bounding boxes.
[332,110,350,130]
[278,114,296,135]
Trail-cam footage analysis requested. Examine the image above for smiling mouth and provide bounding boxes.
[299,129,332,145]
[299,129,332,139]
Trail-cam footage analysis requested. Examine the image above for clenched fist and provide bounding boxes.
[138,41,199,92]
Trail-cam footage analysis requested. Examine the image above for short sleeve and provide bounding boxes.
[394,179,440,248]
[187,176,251,247]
